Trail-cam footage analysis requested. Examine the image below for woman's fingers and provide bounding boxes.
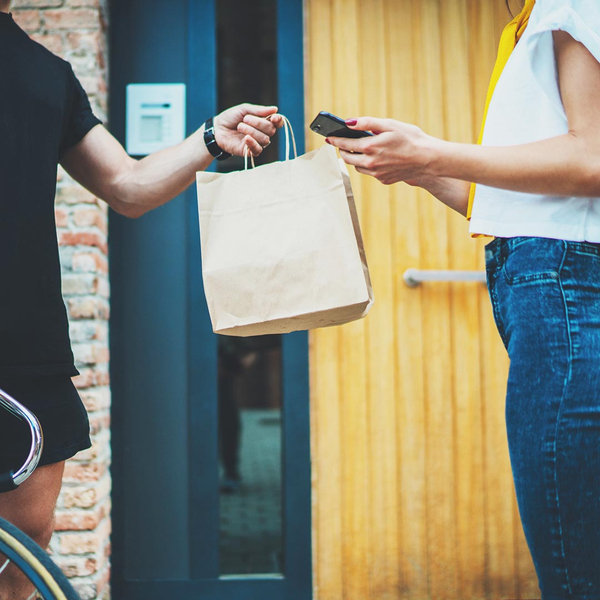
[355,166,373,177]
[327,135,373,154]
[346,116,391,134]
[243,114,277,137]
[339,148,371,168]
[237,122,271,147]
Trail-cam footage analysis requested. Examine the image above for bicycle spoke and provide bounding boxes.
[0,557,9,575]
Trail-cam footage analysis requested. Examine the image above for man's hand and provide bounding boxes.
[60,103,285,219]
[215,104,284,157]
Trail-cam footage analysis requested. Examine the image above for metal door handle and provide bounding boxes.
[403,269,487,287]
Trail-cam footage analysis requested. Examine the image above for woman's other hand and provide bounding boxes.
[326,117,437,186]
[215,104,284,157]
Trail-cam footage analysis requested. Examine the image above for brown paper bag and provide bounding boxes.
[195,118,373,337]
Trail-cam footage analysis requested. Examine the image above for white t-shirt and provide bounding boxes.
[469,0,600,241]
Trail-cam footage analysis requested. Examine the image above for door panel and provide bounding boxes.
[305,1,538,598]
[110,1,311,598]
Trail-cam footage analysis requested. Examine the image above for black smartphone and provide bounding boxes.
[310,111,373,139]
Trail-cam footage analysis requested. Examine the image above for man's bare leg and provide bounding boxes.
[0,462,65,599]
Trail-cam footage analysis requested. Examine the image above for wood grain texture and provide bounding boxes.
[306,0,538,598]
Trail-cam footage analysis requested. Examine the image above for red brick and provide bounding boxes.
[95,346,109,363]
[72,582,96,600]
[53,556,99,578]
[55,511,101,532]
[31,33,64,55]
[66,30,99,53]
[67,296,109,319]
[58,531,102,553]
[13,0,63,7]
[78,75,99,95]
[72,251,109,274]
[43,8,98,30]
[74,442,100,462]
[62,476,110,509]
[73,368,110,389]
[55,207,69,227]
[88,412,110,435]
[69,321,107,343]
[71,565,111,600]
[60,231,107,254]
[13,9,41,32]
[66,0,99,6]
[73,342,109,365]
[63,462,107,484]
[79,387,110,411]
[73,206,108,234]
[70,321,97,343]
[96,276,110,299]
[56,184,96,204]
[62,273,98,295]
[94,322,108,342]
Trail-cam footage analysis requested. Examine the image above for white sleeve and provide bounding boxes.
[526,0,600,117]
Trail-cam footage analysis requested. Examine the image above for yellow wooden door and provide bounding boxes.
[306,1,539,598]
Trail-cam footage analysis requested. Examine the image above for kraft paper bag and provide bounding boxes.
[195,118,373,337]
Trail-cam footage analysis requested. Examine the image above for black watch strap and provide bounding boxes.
[203,117,232,161]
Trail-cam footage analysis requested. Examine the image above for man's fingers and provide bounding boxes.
[243,115,277,137]
[267,114,285,129]
[237,122,271,147]
[244,135,263,157]
[241,103,279,118]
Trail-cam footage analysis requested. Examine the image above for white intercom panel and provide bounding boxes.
[126,84,186,156]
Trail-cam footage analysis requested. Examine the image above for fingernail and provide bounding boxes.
[345,118,358,126]
[325,138,331,145]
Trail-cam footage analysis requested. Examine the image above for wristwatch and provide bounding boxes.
[203,117,232,161]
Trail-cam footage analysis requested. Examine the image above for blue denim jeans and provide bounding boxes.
[486,237,600,600]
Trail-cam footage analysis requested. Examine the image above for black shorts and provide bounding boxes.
[0,375,91,474]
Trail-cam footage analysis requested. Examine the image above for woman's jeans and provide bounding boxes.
[486,237,600,600]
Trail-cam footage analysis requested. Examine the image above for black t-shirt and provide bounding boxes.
[0,12,102,376]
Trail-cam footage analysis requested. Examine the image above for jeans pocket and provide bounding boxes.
[502,237,565,286]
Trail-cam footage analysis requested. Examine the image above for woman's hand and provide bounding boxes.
[326,117,438,186]
[215,104,284,157]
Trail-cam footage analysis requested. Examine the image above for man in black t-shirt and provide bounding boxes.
[0,0,282,595]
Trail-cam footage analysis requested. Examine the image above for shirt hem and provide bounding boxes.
[468,218,600,243]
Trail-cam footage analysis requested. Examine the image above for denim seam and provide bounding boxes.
[487,271,509,349]
[553,241,574,598]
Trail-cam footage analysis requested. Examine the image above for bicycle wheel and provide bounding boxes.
[0,516,79,600]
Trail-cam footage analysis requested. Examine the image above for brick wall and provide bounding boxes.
[11,1,112,599]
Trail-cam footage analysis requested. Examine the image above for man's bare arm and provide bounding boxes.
[60,104,282,218]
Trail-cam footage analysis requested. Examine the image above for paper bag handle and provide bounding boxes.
[243,145,256,170]
[280,115,298,162]
[243,114,297,171]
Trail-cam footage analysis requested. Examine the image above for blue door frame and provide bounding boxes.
[109,1,311,598]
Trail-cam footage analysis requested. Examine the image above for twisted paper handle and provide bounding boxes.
[243,114,297,171]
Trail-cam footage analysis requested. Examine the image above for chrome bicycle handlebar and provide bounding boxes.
[0,388,43,491]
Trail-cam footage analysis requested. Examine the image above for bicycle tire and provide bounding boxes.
[0,516,80,600]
